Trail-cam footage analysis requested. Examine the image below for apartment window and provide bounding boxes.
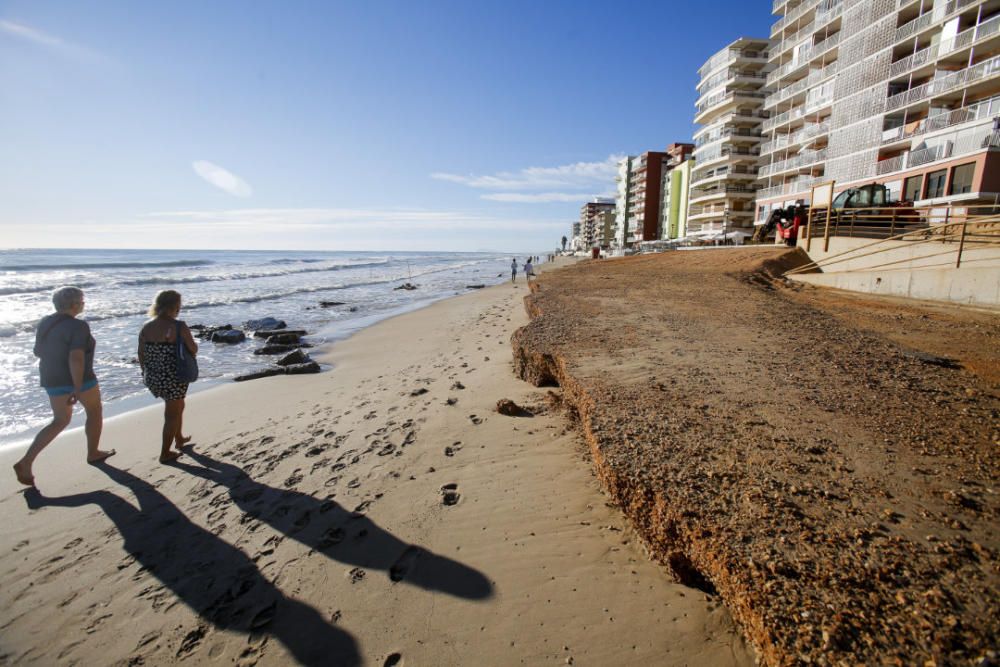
[949,163,975,195]
[924,169,947,199]
[904,175,922,201]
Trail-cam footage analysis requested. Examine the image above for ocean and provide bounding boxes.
[0,248,529,449]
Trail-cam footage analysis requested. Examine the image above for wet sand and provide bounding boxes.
[0,258,751,666]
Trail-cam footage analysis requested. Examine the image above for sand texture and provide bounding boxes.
[0,260,752,666]
[511,249,999,666]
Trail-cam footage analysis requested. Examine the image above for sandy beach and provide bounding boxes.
[0,258,751,666]
[513,249,999,665]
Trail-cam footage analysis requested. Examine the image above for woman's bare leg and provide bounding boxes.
[76,385,114,463]
[161,399,184,462]
[173,399,191,450]
[13,394,73,484]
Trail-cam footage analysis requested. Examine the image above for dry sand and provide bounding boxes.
[0,259,752,666]
[512,249,999,666]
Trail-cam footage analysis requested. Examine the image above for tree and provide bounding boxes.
[561,235,567,251]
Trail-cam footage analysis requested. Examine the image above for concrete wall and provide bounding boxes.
[789,237,1000,307]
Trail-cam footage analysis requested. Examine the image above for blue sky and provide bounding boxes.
[0,1,773,252]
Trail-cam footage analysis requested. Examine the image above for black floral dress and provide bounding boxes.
[143,342,188,400]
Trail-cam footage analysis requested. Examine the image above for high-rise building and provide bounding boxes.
[757,0,1000,224]
[660,143,698,239]
[614,145,695,248]
[690,38,771,235]
[613,151,669,247]
[579,198,616,249]
[596,209,616,248]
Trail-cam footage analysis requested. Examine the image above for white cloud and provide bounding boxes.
[482,192,593,203]
[0,19,105,62]
[432,154,623,191]
[142,207,564,232]
[192,160,253,198]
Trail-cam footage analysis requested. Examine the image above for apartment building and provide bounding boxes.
[690,37,771,235]
[613,145,695,247]
[758,0,1000,223]
[613,151,668,247]
[579,198,616,249]
[596,208,616,248]
[660,144,697,239]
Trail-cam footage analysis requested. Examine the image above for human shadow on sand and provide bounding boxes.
[23,464,360,667]
[174,449,493,600]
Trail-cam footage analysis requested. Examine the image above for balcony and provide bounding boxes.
[772,0,843,58]
[756,176,823,200]
[760,121,830,154]
[881,96,1000,146]
[759,148,828,177]
[689,186,758,204]
[694,127,762,148]
[889,45,934,78]
[894,11,935,43]
[885,55,1000,112]
[764,61,838,109]
[876,125,999,175]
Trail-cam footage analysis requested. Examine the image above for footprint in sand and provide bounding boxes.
[468,415,483,425]
[389,546,421,582]
[440,483,461,506]
[347,478,361,489]
[348,567,366,583]
[318,527,345,550]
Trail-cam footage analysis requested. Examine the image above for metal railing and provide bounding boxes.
[885,54,1000,112]
[881,96,1000,145]
[786,204,1000,274]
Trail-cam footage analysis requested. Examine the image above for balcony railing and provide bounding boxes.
[756,176,823,199]
[889,44,934,78]
[881,96,1000,145]
[764,61,838,108]
[772,0,843,58]
[759,148,828,176]
[885,54,1000,112]
[761,121,830,154]
[772,0,823,35]
[694,127,763,148]
[875,126,999,175]
[939,13,1000,56]
[894,11,935,43]
[695,90,767,116]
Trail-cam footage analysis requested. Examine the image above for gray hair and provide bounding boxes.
[52,286,84,312]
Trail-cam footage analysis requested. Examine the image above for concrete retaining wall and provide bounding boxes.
[790,237,1000,307]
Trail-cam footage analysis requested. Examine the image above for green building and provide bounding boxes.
[660,156,694,240]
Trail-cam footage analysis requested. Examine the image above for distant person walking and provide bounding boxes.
[524,258,534,282]
[511,258,518,284]
[13,286,115,486]
[138,290,198,463]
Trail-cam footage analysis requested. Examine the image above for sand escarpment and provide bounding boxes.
[511,248,1000,666]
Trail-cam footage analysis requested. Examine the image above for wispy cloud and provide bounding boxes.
[192,160,253,198]
[0,19,105,62]
[482,192,596,203]
[432,155,622,204]
[432,155,622,191]
[143,207,565,232]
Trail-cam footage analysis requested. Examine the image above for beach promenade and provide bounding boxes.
[0,258,751,666]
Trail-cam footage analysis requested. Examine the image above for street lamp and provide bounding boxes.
[723,206,730,246]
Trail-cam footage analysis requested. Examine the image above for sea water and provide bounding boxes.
[0,248,531,448]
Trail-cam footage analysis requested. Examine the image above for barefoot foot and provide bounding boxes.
[159,451,182,464]
[174,436,193,452]
[87,449,117,465]
[13,461,35,486]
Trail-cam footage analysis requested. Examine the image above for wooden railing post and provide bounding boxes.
[890,209,897,238]
[956,218,967,268]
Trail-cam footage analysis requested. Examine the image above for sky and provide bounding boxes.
[0,1,773,252]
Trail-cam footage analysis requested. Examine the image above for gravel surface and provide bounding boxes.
[511,248,999,666]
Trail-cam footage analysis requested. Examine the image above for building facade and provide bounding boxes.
[579,198,616,249]
[758,0,1000,223]
[613,151,669,247]
[660,144,697,239]
[690,37,771,235]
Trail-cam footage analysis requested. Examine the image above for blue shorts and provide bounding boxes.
[45,379,98,397]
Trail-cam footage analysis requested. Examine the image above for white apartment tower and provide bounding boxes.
[758,0,1000,221]
[690,38,771,235]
